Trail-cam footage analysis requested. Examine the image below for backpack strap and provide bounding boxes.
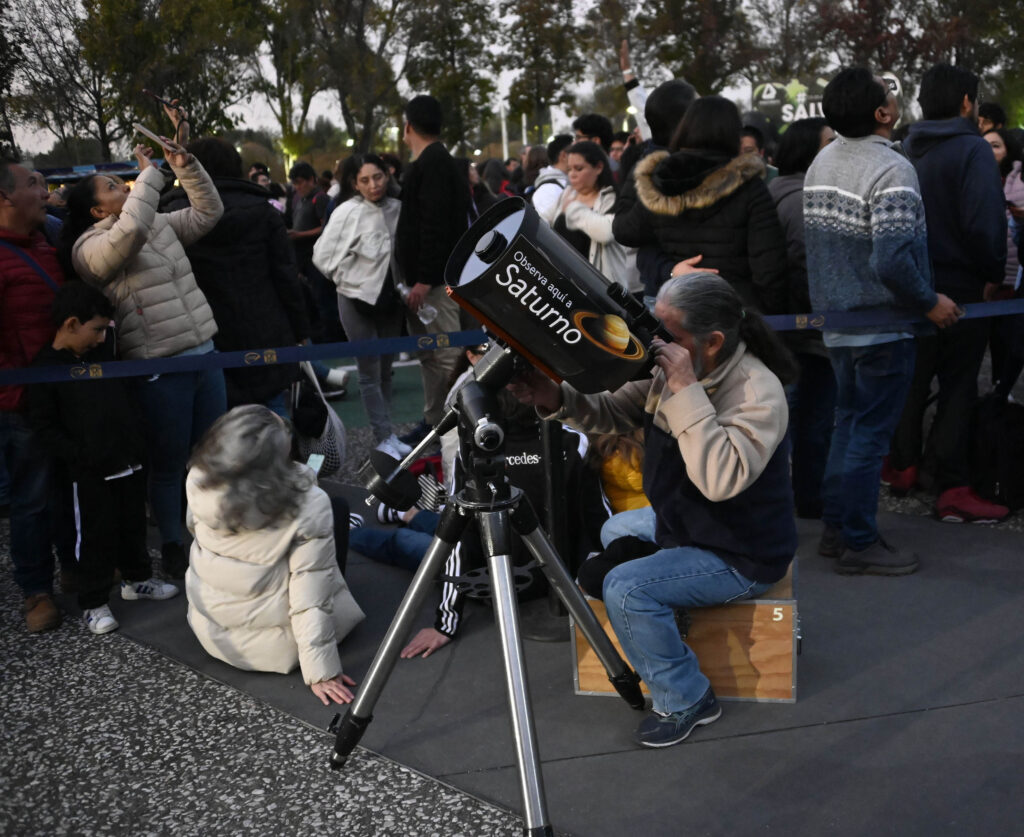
[0,239,61,292]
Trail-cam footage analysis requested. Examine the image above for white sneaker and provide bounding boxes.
[380,434,412,456]
[121,578,180,601]
[325,368,350,389]
[376,436,409,461]
[83,604,119,634]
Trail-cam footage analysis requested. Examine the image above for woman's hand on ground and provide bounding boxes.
[400,627,450,659]
[311,674,357,705]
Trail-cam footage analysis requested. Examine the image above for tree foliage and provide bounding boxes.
[313,0,413,152]
[406,0,496,151]
[8,0,1024,166]
[745,0,830,82]
[499,0,586,143]
[0,0,25,158]
[632,0,760,94]
[250,0,323,160]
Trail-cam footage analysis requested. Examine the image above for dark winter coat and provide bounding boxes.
[28,340,148,480]
[395,141,471,287]
[0,229,64,411]
[161,178,311,406]
[767,172,826,357]
[612,150,788,313]
[903,117,1007,302]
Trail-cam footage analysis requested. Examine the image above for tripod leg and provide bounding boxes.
[330,502,470,769]
[512,500,645,710]
[477,510,554,837]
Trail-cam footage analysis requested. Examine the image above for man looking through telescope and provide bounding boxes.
[508,273,798,748]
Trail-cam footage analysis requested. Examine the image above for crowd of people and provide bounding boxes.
[1,50,1021,748]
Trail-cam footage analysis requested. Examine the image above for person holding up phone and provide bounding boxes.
[57,113,226,580]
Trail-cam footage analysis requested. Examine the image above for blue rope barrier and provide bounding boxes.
[0,330,487,387]
[3,298,1024,388]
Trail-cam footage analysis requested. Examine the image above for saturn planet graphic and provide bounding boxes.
[572,311,646,359]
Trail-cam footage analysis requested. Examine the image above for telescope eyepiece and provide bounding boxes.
[475,230,508,264]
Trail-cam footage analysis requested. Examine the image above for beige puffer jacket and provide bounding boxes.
[72,159,223,359]
[184,466,365,685]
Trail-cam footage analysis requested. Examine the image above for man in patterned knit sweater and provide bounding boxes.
[804,68,960,576]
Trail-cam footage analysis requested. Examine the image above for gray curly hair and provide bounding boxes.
[188,405,314,530]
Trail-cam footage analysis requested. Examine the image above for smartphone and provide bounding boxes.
[306,453,325,475]
[143,88,178,110]
[133,122,181,155]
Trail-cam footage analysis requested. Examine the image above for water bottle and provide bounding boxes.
[397,281,438,325]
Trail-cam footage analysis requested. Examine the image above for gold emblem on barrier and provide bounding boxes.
[244,352,261,365]
[263,349,277,364]
[795,315,808,329]
[88,365,103,378]
[810,315,825,328]
[436,334,450,348]
[417,336,434,350]
[70,366,87,378]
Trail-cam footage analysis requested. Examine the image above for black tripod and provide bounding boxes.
[329,346,645,836]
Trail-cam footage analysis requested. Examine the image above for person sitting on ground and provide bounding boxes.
[508,273,798,748]
[398,384,608,659]
[185,405,365,705]
[29,282,179,634]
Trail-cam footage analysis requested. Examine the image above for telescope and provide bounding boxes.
[333,198,659,837]
[447,196,669,393]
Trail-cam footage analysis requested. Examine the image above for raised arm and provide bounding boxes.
[72,155,165,285]
[163,155,224,247]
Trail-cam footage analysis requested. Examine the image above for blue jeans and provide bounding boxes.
[349,511,439,572]
[822,340,915,550]
[603,547,770,713]
[135,367,226,545]
[600,506,657,548]
[786,352,837,518]
[0,411,55,595]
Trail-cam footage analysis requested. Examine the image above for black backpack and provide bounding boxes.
[525,173,566,207]
[970,393,1024,510]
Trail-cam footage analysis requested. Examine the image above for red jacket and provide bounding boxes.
[0,228,64,411]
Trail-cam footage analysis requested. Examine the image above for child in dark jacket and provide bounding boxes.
[28,282,178,635]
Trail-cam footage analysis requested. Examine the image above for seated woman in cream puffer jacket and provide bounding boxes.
[185,405,365,705]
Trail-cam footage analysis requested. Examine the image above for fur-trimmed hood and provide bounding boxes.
[635,150,766,215]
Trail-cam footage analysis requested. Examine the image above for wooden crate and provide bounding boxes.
[572,565,797,703]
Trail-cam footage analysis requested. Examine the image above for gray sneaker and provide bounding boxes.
[836,537,919,576]
[633,687,722,748]
[818,524,844,558]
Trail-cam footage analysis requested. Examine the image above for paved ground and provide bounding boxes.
[3,355,1023,836]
